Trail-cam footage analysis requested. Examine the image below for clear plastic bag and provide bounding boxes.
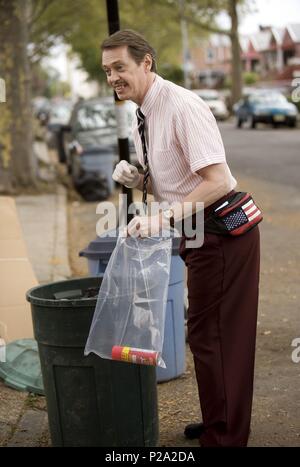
[84,232,172,368]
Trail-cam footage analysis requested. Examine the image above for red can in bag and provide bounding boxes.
[111,346,159,366]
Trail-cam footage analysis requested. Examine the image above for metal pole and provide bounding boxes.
[106,0,119,34]
[105,0,133,222]
[179,0,191,89]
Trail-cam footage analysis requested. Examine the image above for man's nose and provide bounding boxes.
[109,70,120,85]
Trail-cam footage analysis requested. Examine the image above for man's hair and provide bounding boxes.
[101,29,157,72]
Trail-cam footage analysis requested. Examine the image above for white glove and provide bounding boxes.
[112,160,140,188]
[126,214,170,238]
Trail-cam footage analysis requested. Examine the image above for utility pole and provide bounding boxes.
[179,0,192,89]
[105,0,133,222]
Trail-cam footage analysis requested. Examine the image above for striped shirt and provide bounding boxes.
[132,74,237,203]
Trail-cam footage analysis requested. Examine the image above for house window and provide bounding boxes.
[206,47,215,63]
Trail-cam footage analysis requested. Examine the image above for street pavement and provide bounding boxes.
[221,120,300,188]
[15,185,71,284]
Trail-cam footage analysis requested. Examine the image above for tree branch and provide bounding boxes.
[182,13,232,37]
[162,0,233,37]
[28,0,57,29]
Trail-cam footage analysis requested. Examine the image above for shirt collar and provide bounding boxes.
[140,74,164,117]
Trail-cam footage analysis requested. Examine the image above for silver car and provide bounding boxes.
[193,89,229,120]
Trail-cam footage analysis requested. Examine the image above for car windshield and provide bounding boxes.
[250,93,287,105]
[74,101,136,132]
[76,104,117,131]
[50,104,72,124]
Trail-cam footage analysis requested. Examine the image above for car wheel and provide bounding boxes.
[288,120,296,128]
[237,118,243,128]
[251,117,257,129]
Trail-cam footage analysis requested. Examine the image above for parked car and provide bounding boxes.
[48,99,73,126]
[59,97,138,166]
[193,89,229,120]
[56,97,138,201]
[234,91,298,129]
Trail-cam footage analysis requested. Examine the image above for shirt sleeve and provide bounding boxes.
[174,96,226,173]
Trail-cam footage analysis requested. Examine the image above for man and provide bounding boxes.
[102,29,260,447]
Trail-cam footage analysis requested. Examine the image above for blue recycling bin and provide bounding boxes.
[80,147,116,194]
[79,232,186,382]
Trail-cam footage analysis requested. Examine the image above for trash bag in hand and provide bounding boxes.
[85,232,172,367]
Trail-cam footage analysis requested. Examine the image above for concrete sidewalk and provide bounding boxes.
[0,184,70,447]
[15,185,71,283]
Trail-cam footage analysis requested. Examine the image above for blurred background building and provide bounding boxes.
[190,23,300,89]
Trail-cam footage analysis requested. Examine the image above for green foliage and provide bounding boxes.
[243,71,259,85]
[31,61,70,97]
[29,0,208,83]
[223,74,232,89]
[120,0,183,66]
[28,0,251,90]
[159,64,184,85]
[29,0,94,61]
[47,80,71,98]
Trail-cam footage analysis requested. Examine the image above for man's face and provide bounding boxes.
[102,46,150,104]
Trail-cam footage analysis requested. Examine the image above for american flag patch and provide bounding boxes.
[220,196,263,235]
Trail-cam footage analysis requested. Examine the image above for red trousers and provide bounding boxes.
[179,192,260,447]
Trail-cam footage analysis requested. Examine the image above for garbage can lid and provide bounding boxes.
[79,230,182,259]
[0,339,44,395]
[26,276,102,307]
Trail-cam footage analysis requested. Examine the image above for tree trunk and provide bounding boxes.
[229,0,242,104]
[0,0,36,194]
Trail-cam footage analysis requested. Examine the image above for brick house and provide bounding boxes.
[190,34,231,88]
[190,23,300,85]
[262,27,285,74]
[242,30,271,75]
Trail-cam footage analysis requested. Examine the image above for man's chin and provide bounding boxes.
[116,92,129,101]
[115,87,132,100]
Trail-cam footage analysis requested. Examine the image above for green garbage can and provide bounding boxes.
[26,276,159,447]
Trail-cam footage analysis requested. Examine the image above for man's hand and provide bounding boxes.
[126,213,170,238]
[112,160,140,188]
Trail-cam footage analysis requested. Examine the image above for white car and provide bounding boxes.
[193,89,229,120]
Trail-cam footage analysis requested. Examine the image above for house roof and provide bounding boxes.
[270,27,285,45]
[286,24,300,43]
[194,22,300,59]
[249,30,272,52]
[239,36,250,53]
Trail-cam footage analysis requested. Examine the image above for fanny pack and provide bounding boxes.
[205,191,263,236]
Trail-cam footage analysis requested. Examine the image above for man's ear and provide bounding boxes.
[144,53,152,72]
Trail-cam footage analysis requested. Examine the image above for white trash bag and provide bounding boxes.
[84,232,172,368]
